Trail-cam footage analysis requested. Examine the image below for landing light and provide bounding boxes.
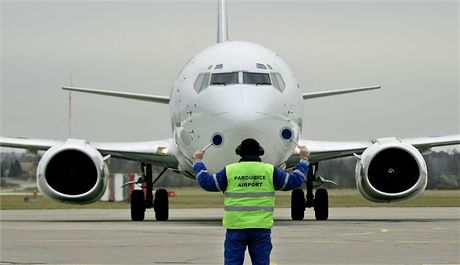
[157,147,169,156]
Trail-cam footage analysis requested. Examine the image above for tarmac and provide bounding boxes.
[1,207,459,265]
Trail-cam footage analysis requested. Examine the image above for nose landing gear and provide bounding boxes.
[290,163,330,221]
[130,164,169,221]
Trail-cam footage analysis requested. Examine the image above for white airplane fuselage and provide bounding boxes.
[2,0,459,216]
[170,41,303,176]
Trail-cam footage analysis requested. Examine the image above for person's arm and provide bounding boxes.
[274,146,310,191]
[192,149,227,192]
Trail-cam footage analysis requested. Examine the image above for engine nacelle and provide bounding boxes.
[355,138,427,202]
[37,139,109,204]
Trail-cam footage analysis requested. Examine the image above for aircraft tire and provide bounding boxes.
[314,188,328,220]
[291,188,305,220]
[154,189,169,221]
[131,190,145,221]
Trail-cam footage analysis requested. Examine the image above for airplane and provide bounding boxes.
[1,0,459,221]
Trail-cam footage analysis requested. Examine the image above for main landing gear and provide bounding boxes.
[291,163,331,221]
[131,163,169,221]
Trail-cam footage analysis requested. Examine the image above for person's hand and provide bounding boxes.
[298,146,309,160]
[193,148,204,162]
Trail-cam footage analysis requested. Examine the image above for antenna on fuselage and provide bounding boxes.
[217,0,228,42]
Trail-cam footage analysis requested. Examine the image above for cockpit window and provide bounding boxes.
[210,72,239,85]
[270,73,279,90]
[270,72,286,92]
[243,72,271,85]
[205,71,283,91]
[194,73,211,93]
[256,63,267,70]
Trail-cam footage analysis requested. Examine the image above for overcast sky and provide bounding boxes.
[1,0,459,145]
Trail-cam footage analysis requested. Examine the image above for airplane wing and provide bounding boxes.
[0,137,178,168]
[93,139,178,168]
[62,86,170,104]
[286,134,460,167]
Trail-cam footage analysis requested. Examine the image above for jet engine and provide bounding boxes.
[355,138,427,202]
[37,139,109,204]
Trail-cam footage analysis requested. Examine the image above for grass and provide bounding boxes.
[1,189,459,210]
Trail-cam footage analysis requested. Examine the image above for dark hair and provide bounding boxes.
[235,138,264,156]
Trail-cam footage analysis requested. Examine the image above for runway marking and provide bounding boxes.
[396,240,459,244]
[341,228,390,236]
[0,263,106,265]
[423,263,460,265]
[20,239,112,243]
[341,232,375,236]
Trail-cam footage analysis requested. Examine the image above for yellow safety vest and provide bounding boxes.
[223,162,275,229]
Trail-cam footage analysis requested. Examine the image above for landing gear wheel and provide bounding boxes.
[131,190,145,221]
[154,189,169,221]
[291,188,305,220]
[314,188,328,220]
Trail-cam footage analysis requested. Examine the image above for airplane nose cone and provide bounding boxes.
[179,84,300,173]
[224,106,267,127]
[193,85,298,170]
[217,85,274,122]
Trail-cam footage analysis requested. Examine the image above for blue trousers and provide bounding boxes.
[224,228,272,265]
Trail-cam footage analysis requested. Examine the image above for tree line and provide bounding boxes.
[1,150,459,189]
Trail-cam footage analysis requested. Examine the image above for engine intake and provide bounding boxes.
[37,139,109,204]
[45,150,98,195]
[355,138,427,202]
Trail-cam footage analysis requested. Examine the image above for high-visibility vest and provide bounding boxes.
[223,162,275,229]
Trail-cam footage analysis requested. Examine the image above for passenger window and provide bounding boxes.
[210,72,239,85]
[243,72,271,85]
